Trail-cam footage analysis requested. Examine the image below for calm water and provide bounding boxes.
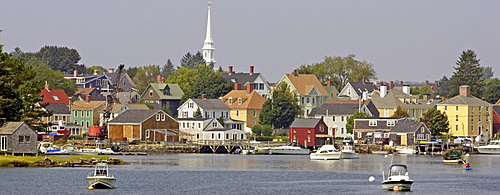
[1,154,500,195]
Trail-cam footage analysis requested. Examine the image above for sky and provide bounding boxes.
[1,0,499,83]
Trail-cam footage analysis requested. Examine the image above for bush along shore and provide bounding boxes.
[0,155,122,168]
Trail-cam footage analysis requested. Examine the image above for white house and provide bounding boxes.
[177,118,246,142]
[177,98,231,119]
[221,66,272,99]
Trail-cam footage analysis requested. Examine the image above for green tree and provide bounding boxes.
[420,109,449,136]
[261,125,273,136]
[193,107,203,118]
[251,124,263,136]
[133,65,161,94]
[481,66,494,80]
[391,106,409,118]
[410,85,434,97]
[125,66,139,78]
[480,78,500,104]
[346,111,368,134]
[182,65,232,102]
[37,45,82,73]
[449,50,483,97]
[436,76,451,97]
[84,66,107,75]
[161,59,175,79]
[259,82,302,129]
[165,67,199,94]
[180,51,205,69]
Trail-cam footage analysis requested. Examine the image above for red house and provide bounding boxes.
[39,83,70,105]
[493,105,500,137]
[289,118,329,148]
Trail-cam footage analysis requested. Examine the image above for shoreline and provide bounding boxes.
[0,155,123,168]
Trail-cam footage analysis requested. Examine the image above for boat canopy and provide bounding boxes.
[389,164,408,176]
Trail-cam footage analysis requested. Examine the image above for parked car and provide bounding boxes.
[376,138,389,145]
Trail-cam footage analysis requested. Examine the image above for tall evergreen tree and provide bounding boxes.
[259,82,302,129]
[180,51,205,69]
[449,50,483,97]
[436,76,451,97]
[161,59,175,78]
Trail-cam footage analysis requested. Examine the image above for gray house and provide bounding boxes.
[389,120,431,146]
[0,121,38,156]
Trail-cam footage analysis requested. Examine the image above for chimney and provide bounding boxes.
[362,91,368,101]
[108,68,115,73]
[293,70,298,77]
[246,83,254,94]
[423,94,429,101]
[94,70,100,75]
[113,98,119,103]
[86,95,91,102]
[326,81,333,87]
[459,85,471,97]
[74,70,78,77]
[362,77,365,83]
[441,96,447,101]
[250,66,254,75]
[380,85,387,98]
[202,94,207,99]
[400,81,403,85]
[157,75,163,83]
[425,80,429,85]
[44,81,50,90]
[89,83,93,88]
[234,83,241,90]
[389,81,394,90]
[402,85,410,95]
[228,66,233,75]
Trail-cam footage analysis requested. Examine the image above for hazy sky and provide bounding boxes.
[1,0,498,83]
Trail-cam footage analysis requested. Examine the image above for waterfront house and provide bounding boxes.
[40,103,71,125]
[324,81,340,101]
[0,121,38,156]
[139,83,184,116]
[178,97,231,119]
[177,118,247,142]
[221,85,266,132]
[278,70,328,117]
[70,96,106,133]
[39,83,71,105]
[353,117,401,144]
[221,66,272,99]
[493,105,500,137]
[289,118,328,148]
[436,85,493,138]
[388,120,431,146]
[107,110,179,142]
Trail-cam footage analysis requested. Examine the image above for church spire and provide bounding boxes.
[202,2,216,69]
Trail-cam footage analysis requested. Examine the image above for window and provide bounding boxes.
[74,111,78,117]
[212,112,216,118]
[161,114,166,121]
[241,134,244,140]
[387,120,396,126]
[196,134,200,139]
[455,115,458,121]
[86,121,90,128]
[211,133,214,139]
[253,121,256,125]
[236,110,240,117]
[332,116,335,122]
[357,132,362,138]
[188,102,193,108]
[198,123,201,128]
[369,120,377,126]
[146,130,150,138]
[312,98,315,105]
[308,130,311,133]
[212,122,217,127]
[19,136,25,143]
[301,97,304,104]
[149,90,154,97]
[471,125,474,133]
[293,129,296,133]
[187,123,190,128]
[306,98,310,104]
[218,133,221,139]
[308,135,311,142]
[238,98,242,105]
[456,106,459,111]
[86,110,90,117]
[384,108,389,117]
[0,136,6,151]
[471,115,474,122]
[341,116,344,121]
[421,127,425,133]
[253,110,257,117]
[417,134,424,140]
[471,107,474,113]
[444,106,447,111]
[156,114,161,121]
[183,112,188,118]
[456,125,459,132]
[383,133,390,138]
[226,133,229,139]
[259,83,264,90]
[228,97,233,105]
[319,125,324,132]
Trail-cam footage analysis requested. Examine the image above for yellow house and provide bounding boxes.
[371,87,439,119]
[221,86,266,131]
[436,85,493,137]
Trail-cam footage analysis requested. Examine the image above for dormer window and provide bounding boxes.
[229,97,233,105]
[163,85,171,95]
[149,90,154,97]
[369,120,377,126]
[238,98,242,105]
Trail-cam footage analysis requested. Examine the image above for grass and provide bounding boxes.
[0,155,121,167]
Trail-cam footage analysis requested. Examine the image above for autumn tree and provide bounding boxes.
[259,82,302,129]
[420,109,449,136]
[449,50,483,97]
[391,106,409,118]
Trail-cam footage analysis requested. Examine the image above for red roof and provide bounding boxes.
[39,88,70,105]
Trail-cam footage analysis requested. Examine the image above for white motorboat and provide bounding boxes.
[269,142,310,155]
[341,145,359,159]
[476,140,500,154]
[87,162,116,189]
[395,147,418,154]
[381,164,413,191]
[70,148,115,155]
[38,142,70,155]
[310,145,342,160]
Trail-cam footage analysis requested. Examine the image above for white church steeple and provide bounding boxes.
[202,2,216,68]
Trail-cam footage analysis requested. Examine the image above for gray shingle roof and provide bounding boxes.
[308,104,360,116]
[0,122,24,134]
[390,120,426,133]
[191,98,230,110]
[439,95,491,106]
[349,82,378,96]
[108,110,167,124]
[222,73,260,85]
[45,103,70,114]
[290,118,322,128]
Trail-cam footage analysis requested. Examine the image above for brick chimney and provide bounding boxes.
[86,95,91,102]
[74,70,78,77]
[157,75,163,83]
[425,80,429,85]
[228,66,233,75]
[202,94,207,99]
[459,85,471,97]
[293,70,298,77]
[246,83,254,94]
[89,83,93,88]
[113,98,120,103]
[362,77,365,83]
[94,70,100,75]
[326,81,333,87]
[44,81,50,90]
[250,66,254,75]
[389,81,394,90]
[234,83,241,90]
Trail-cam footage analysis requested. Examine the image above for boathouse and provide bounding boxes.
[0,121,38,156]
[289,118,329,148]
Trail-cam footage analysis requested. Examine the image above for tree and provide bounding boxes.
[481,66,494,80]
[420,109,449,136]
[391,106,409,118]
[449,50,483,97]
[346,111,368,134]
[480,78,500,104]
[193,107,203,118]
[436,76,451,97]
[182,65,233,102]
[261,125,273,136]
[259,82,302,129]
[161,59,175,79]
[36,45,82,73]
[84,66,107,75]
[410,85,435,97]
[180,51,205,69]
[125,66,139,78]
[133,65,161,94]
[251,124,263,136]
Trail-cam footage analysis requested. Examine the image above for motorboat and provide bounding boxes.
[381,164,413,191]
[395,146,418,154]
[38,142,70,155]
[87,162,116,189]
[70,148,115,155]
[442,149,465,164]
[310,145,342,160]
[476,140,500,154]
[269,142,310,155]
[340,145,359,159]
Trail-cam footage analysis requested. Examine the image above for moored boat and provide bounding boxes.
[395,146,418,154]
[269,142,310,155]
[70,148,115,155]
[310,145,342,160]
[87,162,116,189]
[381,164,413,191]
[476,140,500,154]
[340,145,359,159]
[442,149,465,164]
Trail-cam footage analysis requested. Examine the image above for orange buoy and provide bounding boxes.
[88,186,94,190]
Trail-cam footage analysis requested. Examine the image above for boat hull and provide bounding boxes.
[270,148,310,155]
[476,147,500,154]
[341,152,360,159]
[87,177,116,189]
[310,153,342,160]
[381,180,413,191]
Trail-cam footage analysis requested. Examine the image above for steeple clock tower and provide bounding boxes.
[202,2,216,69]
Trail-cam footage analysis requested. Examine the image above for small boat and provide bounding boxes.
[476,140,500,154]
[310,145,342,160]
[340,145,360,159]
[87,162,116,189]
[381,164,413,191]
[442,149,465,164]
[38,142,70,155]
[269,142,310,155]
[70,148,115,155]
[395,146,418,154]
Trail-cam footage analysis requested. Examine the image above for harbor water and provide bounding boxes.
[1,153,500,195]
